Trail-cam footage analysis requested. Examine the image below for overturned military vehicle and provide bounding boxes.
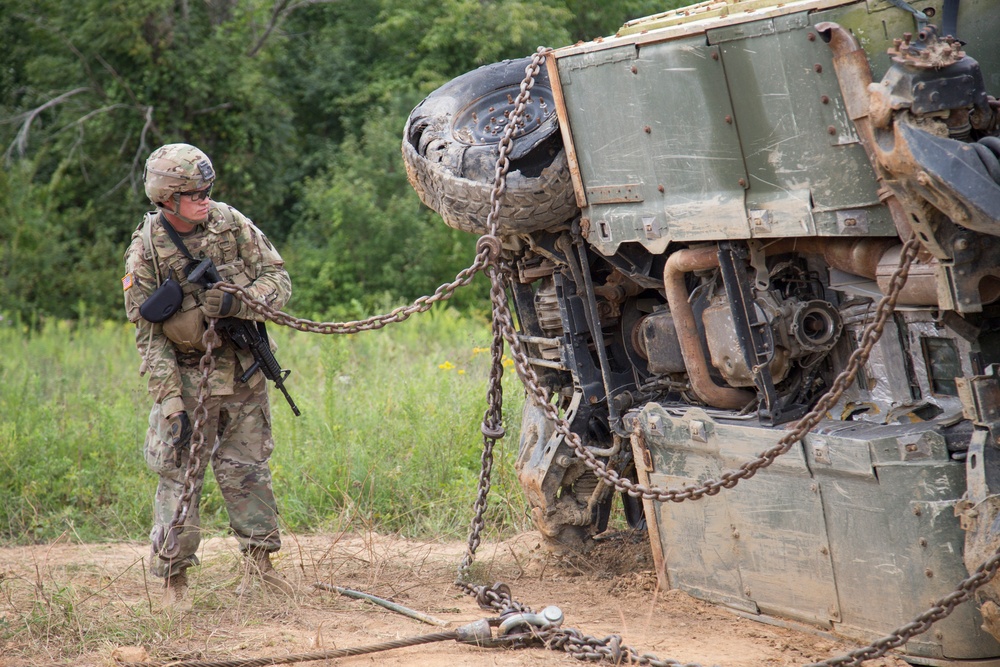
[403,0,1000,663]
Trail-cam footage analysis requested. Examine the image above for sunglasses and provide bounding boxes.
[180,185,213,202]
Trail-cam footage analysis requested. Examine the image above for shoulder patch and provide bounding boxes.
[122,273,134,291]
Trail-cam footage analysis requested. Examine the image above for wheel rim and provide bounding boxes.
[451,85,559,160]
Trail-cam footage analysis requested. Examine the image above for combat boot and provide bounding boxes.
[162,569,190,609]
[236,546,294,597]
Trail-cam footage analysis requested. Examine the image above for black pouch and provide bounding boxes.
[139,270,184,323]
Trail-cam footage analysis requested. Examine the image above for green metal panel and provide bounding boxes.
[712,11,894,238]
[879,463,996,660]
[634,36,749,244]
[556,46,645,215]
[639,403,1000,660]
[556,34,749,256]
[644,413,755,612]
[641,405,840,627]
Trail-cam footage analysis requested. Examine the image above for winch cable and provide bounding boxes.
[132,47,1000,667]
[114,626,498,667]
[310,582,449,627]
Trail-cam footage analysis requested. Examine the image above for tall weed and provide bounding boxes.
[0,308,527,546]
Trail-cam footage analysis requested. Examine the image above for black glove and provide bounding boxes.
[201,288,238,318]
[166,411,192,452]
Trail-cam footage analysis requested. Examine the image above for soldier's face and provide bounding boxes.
[178,188,211,219]
[164,188,211,224]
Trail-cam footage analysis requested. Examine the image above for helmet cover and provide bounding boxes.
[144,143,216,205]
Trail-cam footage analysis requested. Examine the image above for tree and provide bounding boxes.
[0,0,691,321]
[0,0,307,319]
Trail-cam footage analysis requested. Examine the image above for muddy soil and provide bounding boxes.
[0,530,909,667]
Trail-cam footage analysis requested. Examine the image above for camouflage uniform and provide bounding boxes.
[123,201,291,578]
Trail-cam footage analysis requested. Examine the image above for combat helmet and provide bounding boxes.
[144,143,215,223]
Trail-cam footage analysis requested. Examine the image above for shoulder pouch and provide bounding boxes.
[139,271,184,323]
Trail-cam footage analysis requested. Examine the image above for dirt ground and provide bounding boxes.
[0,530,910,667]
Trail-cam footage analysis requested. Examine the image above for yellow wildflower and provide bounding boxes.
[438,361,455,370]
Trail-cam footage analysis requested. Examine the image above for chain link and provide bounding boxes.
[157,319,220,559]
[153,45,1000,667]
[456,48,548,594]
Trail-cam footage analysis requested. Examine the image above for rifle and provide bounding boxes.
[188,258,301,416]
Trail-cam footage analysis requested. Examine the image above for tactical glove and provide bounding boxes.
[166,411,193,452]
[201,288,238,318]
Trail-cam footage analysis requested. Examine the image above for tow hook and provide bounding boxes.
[498,606,565,635]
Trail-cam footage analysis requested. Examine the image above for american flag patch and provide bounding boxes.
[122,273,134,291]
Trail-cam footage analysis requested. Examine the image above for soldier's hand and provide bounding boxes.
[166,411,192,452]
[201,288,238,318]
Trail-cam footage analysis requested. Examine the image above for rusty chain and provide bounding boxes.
[152,46,1000,667]
[454,49,546,615]
[154,319,220,560]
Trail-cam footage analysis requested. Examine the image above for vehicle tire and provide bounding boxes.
[402,57,579,236]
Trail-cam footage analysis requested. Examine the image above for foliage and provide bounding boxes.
[0,0,681,321]
[0,313,527,544]
[284,96,490,317]
[1,0,299,320]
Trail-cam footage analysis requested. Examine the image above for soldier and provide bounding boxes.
[122,143,293,606]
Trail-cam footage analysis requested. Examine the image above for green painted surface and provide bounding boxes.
[639,402,1000,660]
[557,33,748,255]
[715,12,891,238]
[552,0,999,254]
[554,5,904,254]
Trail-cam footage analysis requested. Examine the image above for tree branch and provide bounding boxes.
[245,0,341,58]
[192,102,234,115]
[4,87,91,163]
[129,105,157,193]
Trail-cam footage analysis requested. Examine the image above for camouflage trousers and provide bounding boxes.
[144,380,280,578]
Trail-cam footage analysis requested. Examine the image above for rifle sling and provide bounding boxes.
[159,213,199,264]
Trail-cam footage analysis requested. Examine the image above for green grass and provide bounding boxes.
[0,307,528,546]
